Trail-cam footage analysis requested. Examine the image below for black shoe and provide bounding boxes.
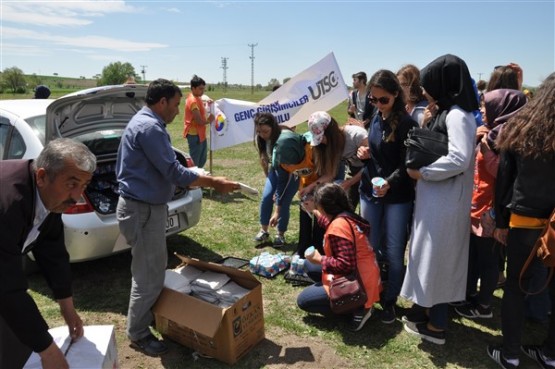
[521,345,555,369]
[455,303,493,319]
[349,307,373,332]
[449,294,477,307]
[130,334,169,357]
[403,321,445,345]
[401,306,428,324]
[380,304,396,324]
[487,345,519,369]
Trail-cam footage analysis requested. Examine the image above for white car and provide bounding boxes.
[0,85,202,264]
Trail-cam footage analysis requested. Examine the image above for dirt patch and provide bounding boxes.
[117,325,351,368]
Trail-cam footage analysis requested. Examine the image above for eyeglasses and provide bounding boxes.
[369,96,391,105]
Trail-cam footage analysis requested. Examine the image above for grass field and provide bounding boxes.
[12,86,548,368]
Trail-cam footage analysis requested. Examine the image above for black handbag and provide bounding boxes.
[404,128,448,169]
[404,110,449,169]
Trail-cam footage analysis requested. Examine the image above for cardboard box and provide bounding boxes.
[153,254,265,365]
[24,325,118,369]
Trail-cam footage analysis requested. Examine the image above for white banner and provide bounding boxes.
[210,52,349,151]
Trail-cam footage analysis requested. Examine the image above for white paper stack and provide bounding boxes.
[24,325,118,369]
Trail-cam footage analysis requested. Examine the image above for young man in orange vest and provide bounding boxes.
[183,75,214,168]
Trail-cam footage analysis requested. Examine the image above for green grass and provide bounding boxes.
[19,87,547,368]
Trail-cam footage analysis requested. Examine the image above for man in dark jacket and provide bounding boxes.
[347,71,376,129]
[0,138,96,368]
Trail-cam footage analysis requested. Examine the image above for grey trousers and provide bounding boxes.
[117,197,168,341]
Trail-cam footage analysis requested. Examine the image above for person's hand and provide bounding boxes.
[494,228,509,246]
[357,146,370,160]
[348,104,356,114]
[373,180,390,197]
[299,184,315,198]
[39,341,69,369]
[269,212,279,227]
[211,177,240,193]
[301,194,315,214]
[59,297,84,341]
[421,107,433,127]
[407,168,422,180]
[207,113,215,123]
[306,249,322,264]
[346,117,364,127]
[479,134,492,155]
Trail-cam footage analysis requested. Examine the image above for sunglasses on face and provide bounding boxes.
[369,96,391,105]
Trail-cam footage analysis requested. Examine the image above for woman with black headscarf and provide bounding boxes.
[400,54,479,345]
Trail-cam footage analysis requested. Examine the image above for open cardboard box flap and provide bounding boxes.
[153,253,260,337]
[174,253,259,287]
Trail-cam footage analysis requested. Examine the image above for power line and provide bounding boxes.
[248,43,258,94]
[221,57,229,92]
[140,65,147,83]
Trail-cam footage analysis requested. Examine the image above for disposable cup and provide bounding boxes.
[371,177,386,197]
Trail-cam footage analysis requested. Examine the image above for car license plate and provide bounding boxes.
[166,214,179,232]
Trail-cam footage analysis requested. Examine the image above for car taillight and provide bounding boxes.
[63,194,94,214]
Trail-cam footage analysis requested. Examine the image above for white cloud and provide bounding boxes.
[2,0,140,27]
[88,54,127,61]
[163,7,181,13]
[2,26,167,52]
[1,43,51,57]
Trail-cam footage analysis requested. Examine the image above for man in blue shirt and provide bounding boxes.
[116,78,239,357]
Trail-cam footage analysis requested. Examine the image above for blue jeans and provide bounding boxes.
[186,134,207,168]
[304,259,323,283]
[297,262,330,315]
[259,168,299,233]
[360,194,413,304]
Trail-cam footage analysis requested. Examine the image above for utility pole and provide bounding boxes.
[140,65,147,83]
[477,72,483,81]
[248,43,257,94]
[221,57,229,92]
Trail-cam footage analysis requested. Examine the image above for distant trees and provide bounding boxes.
[267,78,280,88]
[2,66,27,93]
[98,62,138,86]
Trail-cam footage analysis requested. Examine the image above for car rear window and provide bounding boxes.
[75,129,124,157]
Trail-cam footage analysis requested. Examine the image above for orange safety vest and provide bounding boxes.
[280,143,318,189]
[321,216,382,309]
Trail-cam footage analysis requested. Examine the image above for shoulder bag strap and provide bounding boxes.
[519,220,555,295]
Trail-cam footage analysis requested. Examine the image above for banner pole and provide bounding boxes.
[209,123,213,197]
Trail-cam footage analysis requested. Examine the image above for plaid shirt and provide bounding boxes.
[317,216,356,275]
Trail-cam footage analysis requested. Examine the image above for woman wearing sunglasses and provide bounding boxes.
[356,69,418,324]
[400,54,479,345]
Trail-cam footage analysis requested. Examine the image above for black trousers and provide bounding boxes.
[502,227,555,359]
[0,315,32,368]
[297,206,325,257]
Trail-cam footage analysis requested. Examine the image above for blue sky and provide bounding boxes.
[2,0,553,87]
